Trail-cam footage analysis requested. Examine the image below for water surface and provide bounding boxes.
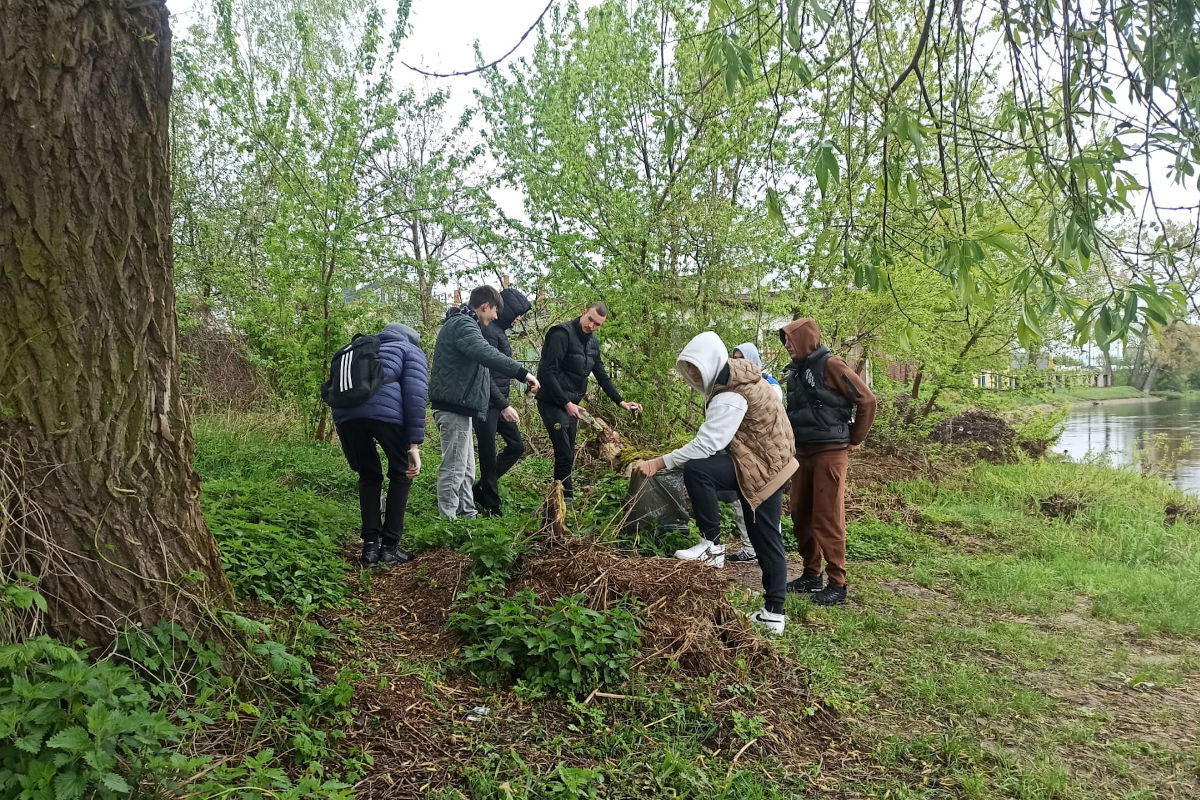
[1058,396,1200,494]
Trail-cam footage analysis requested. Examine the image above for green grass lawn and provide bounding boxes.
[188,414,1200,799]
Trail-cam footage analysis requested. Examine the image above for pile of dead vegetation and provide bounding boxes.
[928,409,1061,461]
[179,312,270,412]
[513,487,776,675]
[928,410,1027,462]
[318,487,840,798]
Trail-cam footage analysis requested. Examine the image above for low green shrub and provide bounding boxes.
[449,588,641,694]
[201,479,356,607]
[0,636,178,800]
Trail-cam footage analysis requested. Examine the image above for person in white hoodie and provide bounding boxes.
[724,342,785,564]
[633,332,798,634]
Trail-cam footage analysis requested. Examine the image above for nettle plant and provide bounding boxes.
[0,636,178,800]
[450,588,642,695]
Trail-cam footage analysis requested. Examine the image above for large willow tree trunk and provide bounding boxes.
[0,0,231,644]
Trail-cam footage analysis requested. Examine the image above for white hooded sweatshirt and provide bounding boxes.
[662,332,749,470]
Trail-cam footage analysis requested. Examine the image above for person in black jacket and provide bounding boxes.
[536,301,640,504]
[473,287,533,516]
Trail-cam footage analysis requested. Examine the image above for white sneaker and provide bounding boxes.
[748,608,786,635]
[673,539,725,568]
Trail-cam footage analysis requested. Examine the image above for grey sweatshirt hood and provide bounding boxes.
[733,341,762,368]
[676,331,729,396]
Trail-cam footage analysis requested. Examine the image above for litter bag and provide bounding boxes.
[622,469,690,535]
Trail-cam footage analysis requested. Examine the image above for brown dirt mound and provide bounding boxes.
[928,410,1018,462]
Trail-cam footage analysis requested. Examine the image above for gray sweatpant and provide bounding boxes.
[434,410,476,519]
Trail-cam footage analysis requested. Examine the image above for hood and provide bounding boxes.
[497,288,531,330]
[780,318,821,359]
[733,341,762,369]
[382,322,420,347]
[443,304,474,322]
[676,331,729,395]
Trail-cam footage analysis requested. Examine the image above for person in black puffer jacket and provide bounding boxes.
[473,287,533,516]
[332,323,428,567]
[536,301,641,504]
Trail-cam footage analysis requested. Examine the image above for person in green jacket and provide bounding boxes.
[429,285,541,519]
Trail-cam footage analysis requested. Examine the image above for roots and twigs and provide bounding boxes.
[1040,493,1083,520]
[531,479,774,674]
[1164,499,1200,526]
[0,434,52,642]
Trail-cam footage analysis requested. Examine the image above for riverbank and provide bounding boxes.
[169,416,1200,798]
[995,384,1150,407]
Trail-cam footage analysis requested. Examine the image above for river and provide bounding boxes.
[1058,396,1200,494]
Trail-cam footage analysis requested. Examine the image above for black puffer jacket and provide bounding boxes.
[483,288,533,410]
[536,317,623,409]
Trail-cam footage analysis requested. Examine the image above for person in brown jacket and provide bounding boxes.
[779,318,877,606]
[633,331,798,634]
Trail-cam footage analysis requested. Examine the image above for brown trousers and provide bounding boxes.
[789,447,849,586]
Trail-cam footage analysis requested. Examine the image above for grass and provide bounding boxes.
[185,413,1200,799]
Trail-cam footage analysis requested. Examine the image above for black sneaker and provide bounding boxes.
[728,549,758,564]
[361,540,381,567]
[786,573,824,593]
[811,583,847,606]
[379,545,413,566]
[479,506,502,518]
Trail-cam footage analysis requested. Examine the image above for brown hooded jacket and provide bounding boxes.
[779,318,877,451]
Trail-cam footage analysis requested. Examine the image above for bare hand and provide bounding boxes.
[620,401,642,414]
[406,447,421,478]
[524,374,541,395]
[501,405,519,424]
[565,402,586,419]
[633,456,665,478]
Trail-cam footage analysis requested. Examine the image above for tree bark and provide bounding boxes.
[0,0,232,644]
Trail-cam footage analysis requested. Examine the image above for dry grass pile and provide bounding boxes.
[510,486,776,676]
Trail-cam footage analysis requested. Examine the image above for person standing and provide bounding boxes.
[536,301,640,505]
[330,324,427,567]
[779,318,877,606]
[725,341,785,564]
[473,287,533,516]
[429,286,540,519]
[634,332,797,634]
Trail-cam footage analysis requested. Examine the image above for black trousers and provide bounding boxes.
[538,402,579,498]
[335,419,412,546]
[474,406,525,511]
[682,453,786,614]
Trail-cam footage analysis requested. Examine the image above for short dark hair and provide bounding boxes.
[587,300,608,317]
[469,285,503,313]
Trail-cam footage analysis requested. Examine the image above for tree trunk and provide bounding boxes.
[1142,359,1161,395]
[0,0,232,644]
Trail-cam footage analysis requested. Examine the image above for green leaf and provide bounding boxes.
[46,726,91,752]
[54,769,87,800]
[766,188,785,229]
[664,118,677,154]
[815,141,840,196]
[101,772,131,793]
